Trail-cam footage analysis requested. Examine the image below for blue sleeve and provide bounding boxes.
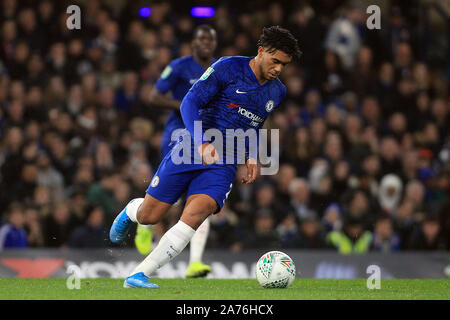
[180,58,228,140]
[154,60,181,94]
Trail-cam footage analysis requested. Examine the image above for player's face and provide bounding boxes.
[192,29,217,60]
[259,47,292,81]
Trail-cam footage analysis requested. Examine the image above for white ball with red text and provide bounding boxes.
[255,251,296,288]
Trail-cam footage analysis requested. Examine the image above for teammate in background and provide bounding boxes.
[110,26,302,288]
[134,25,217,279]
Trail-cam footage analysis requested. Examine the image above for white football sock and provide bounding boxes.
[139,224,153,231]
[189,217,210,264]
[125,198,144,223]
[131,220,195,276]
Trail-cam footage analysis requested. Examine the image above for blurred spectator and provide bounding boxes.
[296,214,327,249]
[313,50,348,101]
[288,178,315,221]
[327,217,373,254]
[408,215,447,251]
[115,71,139,113]
[36,150,64,199]
[375,62,396,111]
[46,133,75,183]
[228,165,254,216]
[17,7,45,52]
[324,3,364,69]
[350,46,375,98]
[129,162,152,198]
[343,189,373,229]
[23,206,44,247]
[404,180,428,215]
[87,169,121,225]
[209,203,243,252]
[430,98,449,140]
[273,163,297,204]
[243,209,280,249]
[69,206,108,248]
[393,42,413,80]
[0,203,28,250]
[42,201,79,248]
[378,174,403,215]
[32,185,52,217]
[69,189,89,221]
[322,203,343,232]
[10,162,38,205]
[400,150,419,182]
[277,213,301,248]
[299,88,325,126]
[250,183,287,226]
[117,20,145,72]
[379,136,402,176]
[371,216,401,252]
[331,159,351,200]
[113,179,131,212]
[0,127,24,188]
[394,200,417,248]
[284,127,314,176]
[309,171,334,216]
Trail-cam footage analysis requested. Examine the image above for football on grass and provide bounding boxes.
[255,251,296,288]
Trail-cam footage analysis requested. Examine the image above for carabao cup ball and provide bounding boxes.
[255,251,296,288]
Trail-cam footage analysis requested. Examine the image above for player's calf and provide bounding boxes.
[136,194,172,225]
[180,194,218,230]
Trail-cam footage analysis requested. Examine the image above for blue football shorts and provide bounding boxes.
[146,151,235,214]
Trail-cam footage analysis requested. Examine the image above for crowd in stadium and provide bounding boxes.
[0,0,448,253]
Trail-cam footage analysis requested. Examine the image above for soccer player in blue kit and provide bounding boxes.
[110,26,302,288]
[134,25,218,279]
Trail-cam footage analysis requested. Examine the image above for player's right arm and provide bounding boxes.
[180,58,228,139]
[149,62,181,110]
[180,58,229,163]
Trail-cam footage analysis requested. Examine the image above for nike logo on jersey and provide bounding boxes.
[236,89,247,94]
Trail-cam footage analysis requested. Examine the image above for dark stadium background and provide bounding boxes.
[0,0,448,259]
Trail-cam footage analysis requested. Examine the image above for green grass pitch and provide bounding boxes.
[0,278,449,300]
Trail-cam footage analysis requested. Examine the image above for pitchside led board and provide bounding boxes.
[0,249,448,279]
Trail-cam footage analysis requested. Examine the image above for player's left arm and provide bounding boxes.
[242,157,257,184]
[243,132,259,184]
[148,87,181,110]
[149,61,182,110]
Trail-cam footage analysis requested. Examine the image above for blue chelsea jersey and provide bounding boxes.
[180,56,287,166]
[154,55,216,157]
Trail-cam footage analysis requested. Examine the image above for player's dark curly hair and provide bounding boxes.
[257,26,302,60]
